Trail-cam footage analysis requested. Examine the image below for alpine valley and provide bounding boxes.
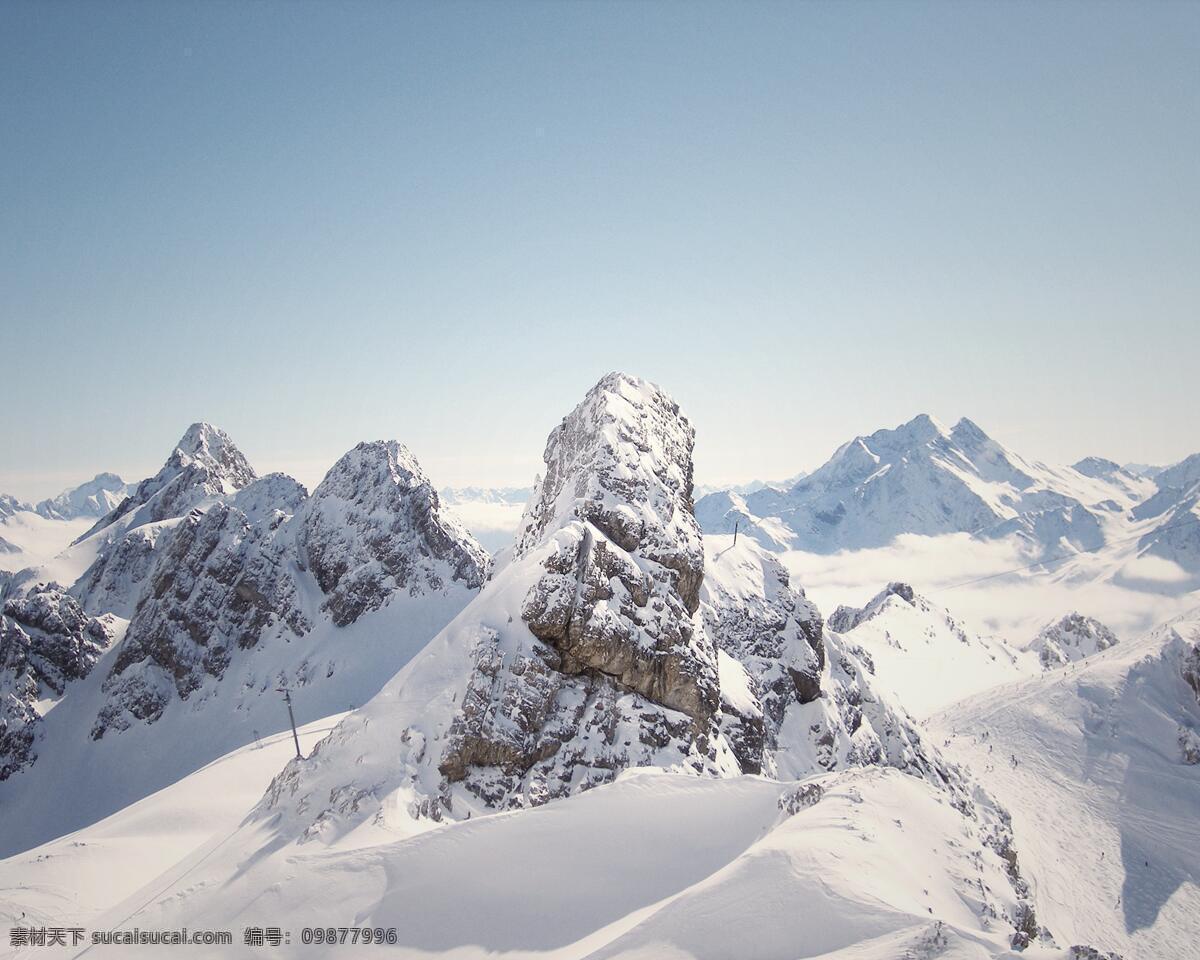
[1,375,1196,960]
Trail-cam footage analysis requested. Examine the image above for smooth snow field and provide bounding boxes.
[1,758,1070,960]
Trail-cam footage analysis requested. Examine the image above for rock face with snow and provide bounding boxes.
[69,424,262,617]
[256,375,997,856]
[828,582,917,634]
[92,445,490,739]
[1030,613,1119,669]
[0,495,31,521]
[697,414,1154,556]
[441,373,726,805]
[34,473,132,521]
[79,423,257,543]
[0,585,114,778]
[91,476,310,738]
[1131,452,1200,580]
[302,442,489,628]
[700,538,824,773]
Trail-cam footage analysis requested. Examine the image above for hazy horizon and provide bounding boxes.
[4,1,1197,500]
[1,394,1194,505]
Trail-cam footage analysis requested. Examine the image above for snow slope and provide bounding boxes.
[1,758,1084,960]
[826,583,1037,718]
[0,712,345,927]
[931,610,1200,960]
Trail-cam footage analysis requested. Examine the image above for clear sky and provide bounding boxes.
[2,0,1197,501]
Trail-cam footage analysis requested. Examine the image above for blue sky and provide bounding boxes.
[2,0,1197,500]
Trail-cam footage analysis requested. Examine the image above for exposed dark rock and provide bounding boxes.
[0,585,114,777]
[301,441,489,627]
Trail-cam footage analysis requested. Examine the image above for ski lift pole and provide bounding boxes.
[733,520,739,546]
[277,687,303,760]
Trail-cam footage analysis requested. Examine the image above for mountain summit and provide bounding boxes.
[78,422,257,542]
[697,413,1154,555]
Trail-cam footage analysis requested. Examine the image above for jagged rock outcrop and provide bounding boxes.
[70,424,261,617]
[1183,639,1200,705]
[92,476,310,737]
[79,422,257,543]
[0,585,114,778]
[90,444,490,740]
[440,373,726,804]
[828,582,917,633]
[1030,613,1119,669]
[0,495,30,521]
[258,374,995,850]
[701,538,824,773]
[301,442,489,627]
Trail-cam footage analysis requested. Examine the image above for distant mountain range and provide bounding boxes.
[0,473,133,523]
[695,415,1200,583]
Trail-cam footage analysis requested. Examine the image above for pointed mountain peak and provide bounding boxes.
[514,370,701,608]
[828,581,918,633]
[302,440,490,626]
[862,414,951,453]
[77,424,257,541]
[167,423,256,487]
[33,473,132,521]
[1030,612,1118,669]
[950,416,991,445]
[904,412,945,434]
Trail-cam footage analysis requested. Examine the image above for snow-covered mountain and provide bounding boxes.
[438,485,532,505]
[1029,612,1119,669]
[33,472,133,521]
[254,375,983,838]
[933,609,1200,959]
[0,425,489,854]
[1129,453,1200,583]
[0,378,1163,958]
[0,494,30,520]
[826,581,1037,717]
[696,414,1158,558]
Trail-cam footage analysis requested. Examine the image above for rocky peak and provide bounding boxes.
[1154,452,1200,494]
[78,423,257,542]
[828,582,916,633]
[300,441,490,627]
[0,495,30,521]
[1071,456,1125,480]
[1030,612,1119,669]
[515,371,703,611]
[169,423,256,487]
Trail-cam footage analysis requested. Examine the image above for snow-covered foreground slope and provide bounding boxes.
[0,712,345,928]
[2,761,1083,960]
[931,611,1200,960]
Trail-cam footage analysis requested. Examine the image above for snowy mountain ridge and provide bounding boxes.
[695,414,1195,576]
[0,423,490,854]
